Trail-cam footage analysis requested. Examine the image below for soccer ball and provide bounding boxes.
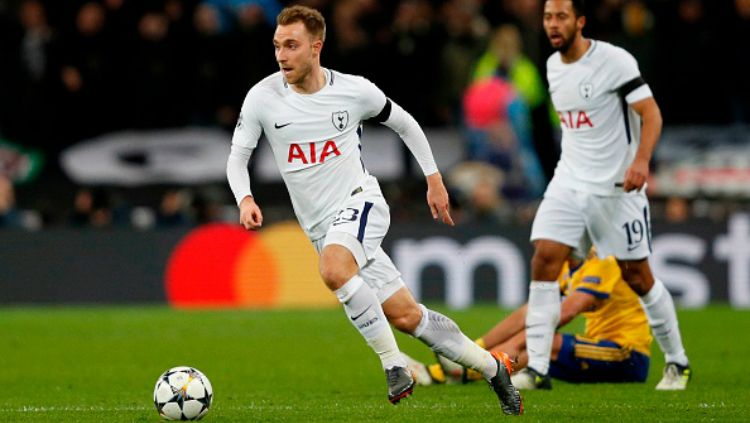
[153,366,213,420]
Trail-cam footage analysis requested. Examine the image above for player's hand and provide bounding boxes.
[426,173,455,226]
[239,196,263,230]
[623,157,649,192]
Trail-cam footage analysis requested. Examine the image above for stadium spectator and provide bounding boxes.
[0,0,61,152]
[59,2,113,141]
[462,76,545,199]
[656,0,730,124]
[127,10,185,128]
[500,0,545,68]
[69,188,113,228]
[156,189,192,227]
[471,24,557,182]
[664,196,690,224]
[324,0,379,77]
[0,0,748,225]
[202,0,282,29]
[0,176,22,228]
[191,189,225,224]
[610,0,656,85]
[446,162,515,225]
[229,0,278,124]
[728,0,750,122]
[185,3,234,126]
[435,0,489,124]
[382,0,443,125]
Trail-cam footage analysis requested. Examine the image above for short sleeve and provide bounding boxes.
[358,77,388,120]
[572,257,621,299]
[607,47,652,104]
[231,88,264,149]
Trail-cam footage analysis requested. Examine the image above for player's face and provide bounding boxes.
[543,0,585,53]
[273,22,322,85]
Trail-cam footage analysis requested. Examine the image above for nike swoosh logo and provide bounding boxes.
[274,122,292,129]
[627,245,639,252]
[525,323,544,330]
[350,305,372,321]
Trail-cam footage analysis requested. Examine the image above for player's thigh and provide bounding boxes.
[530,185,588,250]
[548,334,585,382]
[586,191,652,260]
[551,336,645,383]
[324,194,390,268]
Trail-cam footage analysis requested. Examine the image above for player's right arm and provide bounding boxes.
[227,88,264,230]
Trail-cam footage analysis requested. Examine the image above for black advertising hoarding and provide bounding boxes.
[0,214,748,308]
[383,215,748,309]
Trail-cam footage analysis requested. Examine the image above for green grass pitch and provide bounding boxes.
[1,305,748,422]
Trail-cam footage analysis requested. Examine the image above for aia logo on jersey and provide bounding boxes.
[287,140,341,164]
[579,82,593,100]
[332,111,349,131]
[558,110,594,129]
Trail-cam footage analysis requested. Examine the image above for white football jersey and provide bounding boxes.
[232,68,388,239]
[547,40,653,195]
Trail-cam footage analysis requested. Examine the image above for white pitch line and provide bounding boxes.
[3,405,151,413]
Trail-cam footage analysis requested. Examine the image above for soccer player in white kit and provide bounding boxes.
[226,5,522,414]
[515,0,691,391]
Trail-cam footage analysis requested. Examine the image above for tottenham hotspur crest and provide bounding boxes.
[579,83,593,100]
[332,111,349,131]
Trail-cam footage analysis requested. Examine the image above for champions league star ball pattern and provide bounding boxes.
[153,366,213,420]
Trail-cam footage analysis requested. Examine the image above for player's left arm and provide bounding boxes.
[480,290,597,350]
[624,96,662,192]
[367,88,454,225]
[480,304,528,349]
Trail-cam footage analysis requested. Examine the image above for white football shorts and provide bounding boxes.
[530,181,653,260]
[312,185,405,303]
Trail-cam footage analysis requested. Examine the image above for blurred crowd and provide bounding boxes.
[1,0,749,230]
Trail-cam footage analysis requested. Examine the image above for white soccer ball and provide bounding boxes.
[153,366,213,420]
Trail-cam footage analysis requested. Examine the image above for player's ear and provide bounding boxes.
[577,15,586,31]
[312,39,323,57]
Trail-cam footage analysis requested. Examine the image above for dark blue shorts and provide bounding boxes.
[550,334,650,383]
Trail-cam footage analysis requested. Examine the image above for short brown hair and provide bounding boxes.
[277,5,326,42]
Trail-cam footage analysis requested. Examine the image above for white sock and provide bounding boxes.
[639,279,689,367]
[525,281,561,375]
[412,304,498,380]
[335,275,406,370]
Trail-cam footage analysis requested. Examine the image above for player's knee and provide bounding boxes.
[319,246,359,290]
[318,259,351,290]
[623,275,651,296]
[388,304,422,333]
[531,247,566,279]
[617,261,653,296]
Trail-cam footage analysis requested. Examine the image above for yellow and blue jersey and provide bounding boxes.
[550,256,652,383]
[559,255,653,356]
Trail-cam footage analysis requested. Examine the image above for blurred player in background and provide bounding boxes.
[226,5,522,414]
[520,0,690,390]
[406,250,653,387]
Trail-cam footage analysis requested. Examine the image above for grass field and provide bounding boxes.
[1,305,748,422]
